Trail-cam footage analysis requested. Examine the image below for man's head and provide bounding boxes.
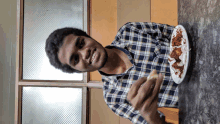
[45,27,108,73]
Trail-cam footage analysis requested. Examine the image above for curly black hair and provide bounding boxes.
[45,27,91,73]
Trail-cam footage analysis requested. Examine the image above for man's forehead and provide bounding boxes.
[63,34,75,43]
[58,46,68,65]
[58,34,76,64]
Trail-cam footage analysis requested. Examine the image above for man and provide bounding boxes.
[45,22,178,124]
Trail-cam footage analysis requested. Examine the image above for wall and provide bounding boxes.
[89,0,179,124]
[89,0,117,81]
[151,0,179,124]
[89,0,151,81]
[89,0,120,123]
[117,0,150,30]
[151,0,178,26]
[89,0,150,124]
[89,88,120,124]
[0,0,17,123]
[117,1,150,123]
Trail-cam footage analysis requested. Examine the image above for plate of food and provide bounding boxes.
[168,25,190,84]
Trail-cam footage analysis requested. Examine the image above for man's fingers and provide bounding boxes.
[127,77,147,101]
[150,88,159,108]
[131,78,156,110]
[128,69,159,101]
[139,78,156,97]
[151,73,164,99]
[140,87,159,117]
[141,93,158,114]
[127,70,164,112]
[143,69,158,96]
[142,73,163,109]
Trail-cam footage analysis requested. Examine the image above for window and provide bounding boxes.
[16,0,93,124]
[23,0,85,81]
[22,87,83,124]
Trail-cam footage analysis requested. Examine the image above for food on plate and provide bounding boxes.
[171,62,184,78]
[169,28,188,78]
[170,47,182,61]
[179,42,188,64]
[172,29,183,47]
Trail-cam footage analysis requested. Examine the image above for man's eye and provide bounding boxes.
[79,39,84,49]
[74,54,79,64]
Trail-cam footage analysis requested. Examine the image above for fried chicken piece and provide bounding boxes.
[172,29,182,47]
[170,47,182,60]
[172,62,184,78]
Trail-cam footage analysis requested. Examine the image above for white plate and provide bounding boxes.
[169,25,190,84]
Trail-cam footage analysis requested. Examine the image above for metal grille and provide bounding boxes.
[23,0,84,80]
[22,87,82,124]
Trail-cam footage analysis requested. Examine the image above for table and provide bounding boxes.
[178,0,220,123]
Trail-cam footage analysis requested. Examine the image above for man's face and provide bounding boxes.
[58,34,107,72]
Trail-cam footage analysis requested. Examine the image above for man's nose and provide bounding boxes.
[79,47,91,62]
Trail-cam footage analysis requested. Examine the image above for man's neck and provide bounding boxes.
[99,48,132,75]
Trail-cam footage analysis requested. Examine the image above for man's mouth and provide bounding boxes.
[90,48,97,64]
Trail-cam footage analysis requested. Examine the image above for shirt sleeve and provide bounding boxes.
[112,22,175,50]
[125,22,175,46]
[127,22,175,43]
[103,80,166,124]
[125,22,175,65]
[107,103,166,124]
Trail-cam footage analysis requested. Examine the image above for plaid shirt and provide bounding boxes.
[99,22,178,124]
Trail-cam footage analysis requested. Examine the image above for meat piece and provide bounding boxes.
[172,29,183,47]
[172,62,184,78]
[170,47,182,61]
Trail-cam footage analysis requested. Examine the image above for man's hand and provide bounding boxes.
[127,70,165,124]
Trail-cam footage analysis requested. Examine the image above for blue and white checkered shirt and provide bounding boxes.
[99,22,178,124]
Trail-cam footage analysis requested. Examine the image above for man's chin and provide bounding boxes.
[98,49,108,70]
[97,61,106,70]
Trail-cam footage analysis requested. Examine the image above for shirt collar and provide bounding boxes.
[98,45,135,77]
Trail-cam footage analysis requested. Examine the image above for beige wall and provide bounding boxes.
[117,0,150,30]
[89,0,118,81]
[151,0,178,123]
[90,0,151,81]
[89,0,150,124]
[0,0,17,123]
[151,0,178,26]
[89,0,179,123]
[89,89,120,124]
[89,0,120,123]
